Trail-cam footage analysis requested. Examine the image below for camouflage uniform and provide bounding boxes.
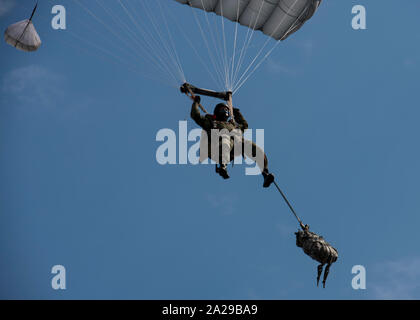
[190,101,269,172]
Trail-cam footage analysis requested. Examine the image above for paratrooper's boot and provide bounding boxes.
[262,169,275,188]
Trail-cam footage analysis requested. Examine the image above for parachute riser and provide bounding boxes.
[180,83,235,122]
[180,83,208,114]
[181,83,230,101]
[226,91,235,124]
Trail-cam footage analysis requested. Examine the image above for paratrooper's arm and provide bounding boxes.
[233,108,248,131]
[190,96,213,130]
[191,100,206,128]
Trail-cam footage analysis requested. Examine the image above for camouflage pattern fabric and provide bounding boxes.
[295,225,338,288]
[191,102,269,171]
[190,101,248,133]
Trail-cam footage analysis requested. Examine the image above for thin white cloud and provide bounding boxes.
[266,58,300,76]
[296,39,315,56]
[0,0,15,17]
[2,65,65,107]
[265,39,315,76]
[370,256,420,299]
[206,192,238,216]
[403,58,417,69]
[275,222,296,239]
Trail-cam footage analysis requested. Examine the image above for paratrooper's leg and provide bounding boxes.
[317,264,324,287]
[212,134,233,179]
[322,263,332,288]
[242,139,274,188]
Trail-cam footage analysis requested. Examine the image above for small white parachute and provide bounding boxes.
[4,4,41,52]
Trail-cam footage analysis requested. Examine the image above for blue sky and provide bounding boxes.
[1,0,420,300]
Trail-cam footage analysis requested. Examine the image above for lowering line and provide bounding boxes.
[272,179,339,288]
[273,180,305,230]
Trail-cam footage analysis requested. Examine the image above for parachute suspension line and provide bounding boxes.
[206,1,230,90]
[62,3,139,67]
[110,1,179,87]
[113,0,179,86]
[231,16,253,89]
[138,0,185,83]
[73,0,135,53]
[125,1,183,86]
[93,0,178,85]
[162,6,220,89]
[229,0,241,91]
[231,0,266,89]
[133,0,182,82]
[82,0,186,88]
[96,0,160,59]
[156,0,186,83]
[233,37,281,94]
[233,0,301,92]
[65,1,173,86]
[132,0,185,84]
[73,1,153,65]
[189,2,225,90]
[131,1,181,87]
[199,0,229,90]
[62,29,176,89]
[219,2,230,90]
[233,0,308,93]
[73,0,177,86]
[273,181,305,229]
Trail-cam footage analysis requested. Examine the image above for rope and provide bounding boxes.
[14,2,39,48]
[29,2,38,21]
[273,180,305,229]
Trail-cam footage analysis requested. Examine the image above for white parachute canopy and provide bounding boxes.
[4,4,41,52]
[174,0,322,41]
[172,0,322,91]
